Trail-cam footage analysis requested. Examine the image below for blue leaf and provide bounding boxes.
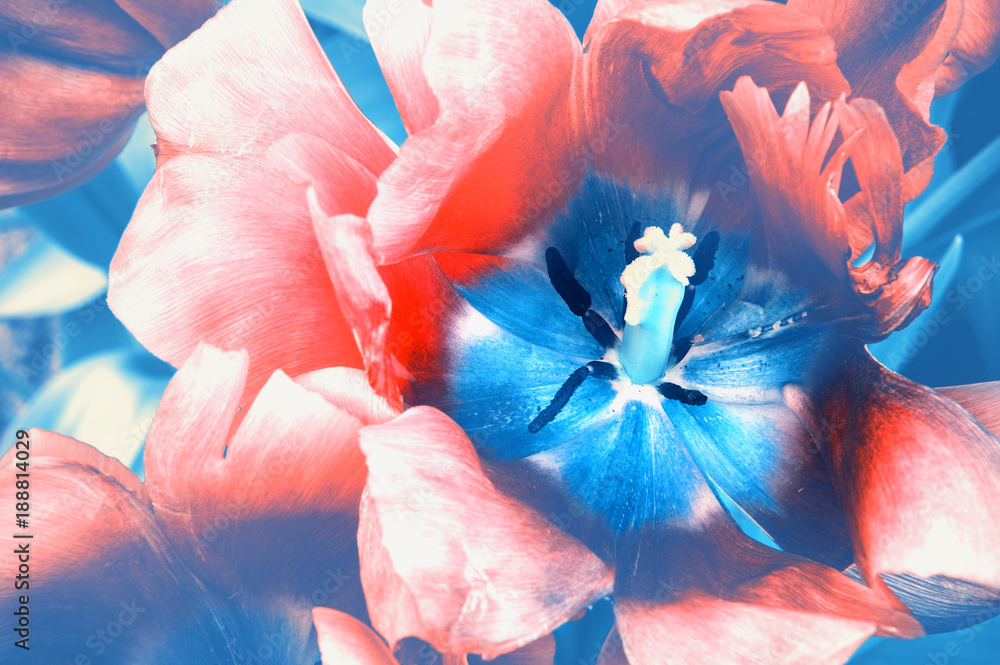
[904,133,1000,251]
[1,350,173,471]
[0,234,107,317]
[301,0,367,41]
[311,20,407,144]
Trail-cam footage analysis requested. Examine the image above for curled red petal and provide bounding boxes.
[935,0,1000,95]
[787,0,956,199]
[269,133,403,407]
[721,76,935,338]
[584,0,850,202]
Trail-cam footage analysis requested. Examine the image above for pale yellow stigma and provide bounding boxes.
[620,224,697,326]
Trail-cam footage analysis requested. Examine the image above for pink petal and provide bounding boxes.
[269,133,402,407]
[294,366,401,426]
[583,0,849,199]
[0,52,145,208]
[935,0,1000,95]
[0,429,206,660]
[364,0,438,135]
[616,594,877,665]
[109,156,363,410]
[611,517,921,663]
[109,0,397,398]
[313,607,400,665]
[787,0,956,199]
[937,381,1000,436]
[784,349,1000,594]
[144,0,393,173]
[366,0,583,262]
[358,406,614,659]
[143,343,379,613]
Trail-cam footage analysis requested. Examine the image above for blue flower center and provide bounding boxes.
[409,174,834,544]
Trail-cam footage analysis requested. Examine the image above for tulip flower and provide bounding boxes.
[102,0,1000,662]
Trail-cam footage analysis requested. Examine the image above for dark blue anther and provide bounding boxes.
[690,231,719,286]
[587,360,619,380]
[583,309,619,349]
[529,365,592,433]
[657,381,708,406]
[545,247,592,317]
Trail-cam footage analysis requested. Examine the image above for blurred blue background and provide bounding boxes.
[0,0,997,662]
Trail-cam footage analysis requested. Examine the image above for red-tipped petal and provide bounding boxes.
[143,343,372,613]
[144,0,393,172]
[358,406,614,659]
[720,77,850,278]
[784,349,1000,594]
[364,0,438,135]
[721,77,934,337]
[787,0,955,199]
[366,0,582,262]
[935,0,1000,95]
[313,607,400,665]
[583,0,849,200]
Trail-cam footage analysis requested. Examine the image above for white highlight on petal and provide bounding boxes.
[620,224,696,326]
